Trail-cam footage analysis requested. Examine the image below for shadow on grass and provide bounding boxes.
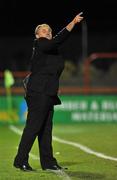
[59,162,105,179]
[67,171,105,179]
[60,161,78,167]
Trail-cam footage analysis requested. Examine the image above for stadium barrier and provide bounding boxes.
[0,52,117,124]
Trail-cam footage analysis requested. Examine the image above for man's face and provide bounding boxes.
[37,26,52,40]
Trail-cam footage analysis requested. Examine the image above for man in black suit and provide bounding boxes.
[13,13,83,171]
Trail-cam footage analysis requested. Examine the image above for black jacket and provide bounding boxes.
[27,28,70,97]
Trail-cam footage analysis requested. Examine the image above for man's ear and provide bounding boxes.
[36,34,39,39]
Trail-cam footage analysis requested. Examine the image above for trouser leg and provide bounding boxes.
[38,107,57,168]
[14,93,51,165]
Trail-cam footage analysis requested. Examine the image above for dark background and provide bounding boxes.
[0,0,117,36]
[0,0,117,71]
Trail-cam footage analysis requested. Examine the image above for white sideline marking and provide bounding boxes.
[9,125,71,180]
[53,136,117,161]
[28,153,39,160]
[16,146,39,160]
[9,125,117,162]
[10,125,39,160]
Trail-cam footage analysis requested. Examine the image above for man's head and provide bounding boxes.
[35,24,52,40]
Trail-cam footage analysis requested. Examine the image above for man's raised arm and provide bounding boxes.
[66,12,84,32]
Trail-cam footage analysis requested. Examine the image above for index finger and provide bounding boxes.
[78,12,83,16]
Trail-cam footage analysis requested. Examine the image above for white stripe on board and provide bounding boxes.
[10,125,117,162]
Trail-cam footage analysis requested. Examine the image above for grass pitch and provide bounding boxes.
[0,123,117,180]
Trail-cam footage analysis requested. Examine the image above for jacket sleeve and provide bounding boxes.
[53,27,70,43]
[37,28,70,53]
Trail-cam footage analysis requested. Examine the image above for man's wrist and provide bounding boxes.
[72,18,77,25]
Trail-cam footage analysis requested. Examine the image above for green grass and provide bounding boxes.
[0,123,117,180]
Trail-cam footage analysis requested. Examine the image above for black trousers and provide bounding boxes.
[14,91,57,168]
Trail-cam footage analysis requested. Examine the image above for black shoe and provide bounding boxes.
[42,164,68,171]
[59,165,68,170]
[14,163,35,172]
